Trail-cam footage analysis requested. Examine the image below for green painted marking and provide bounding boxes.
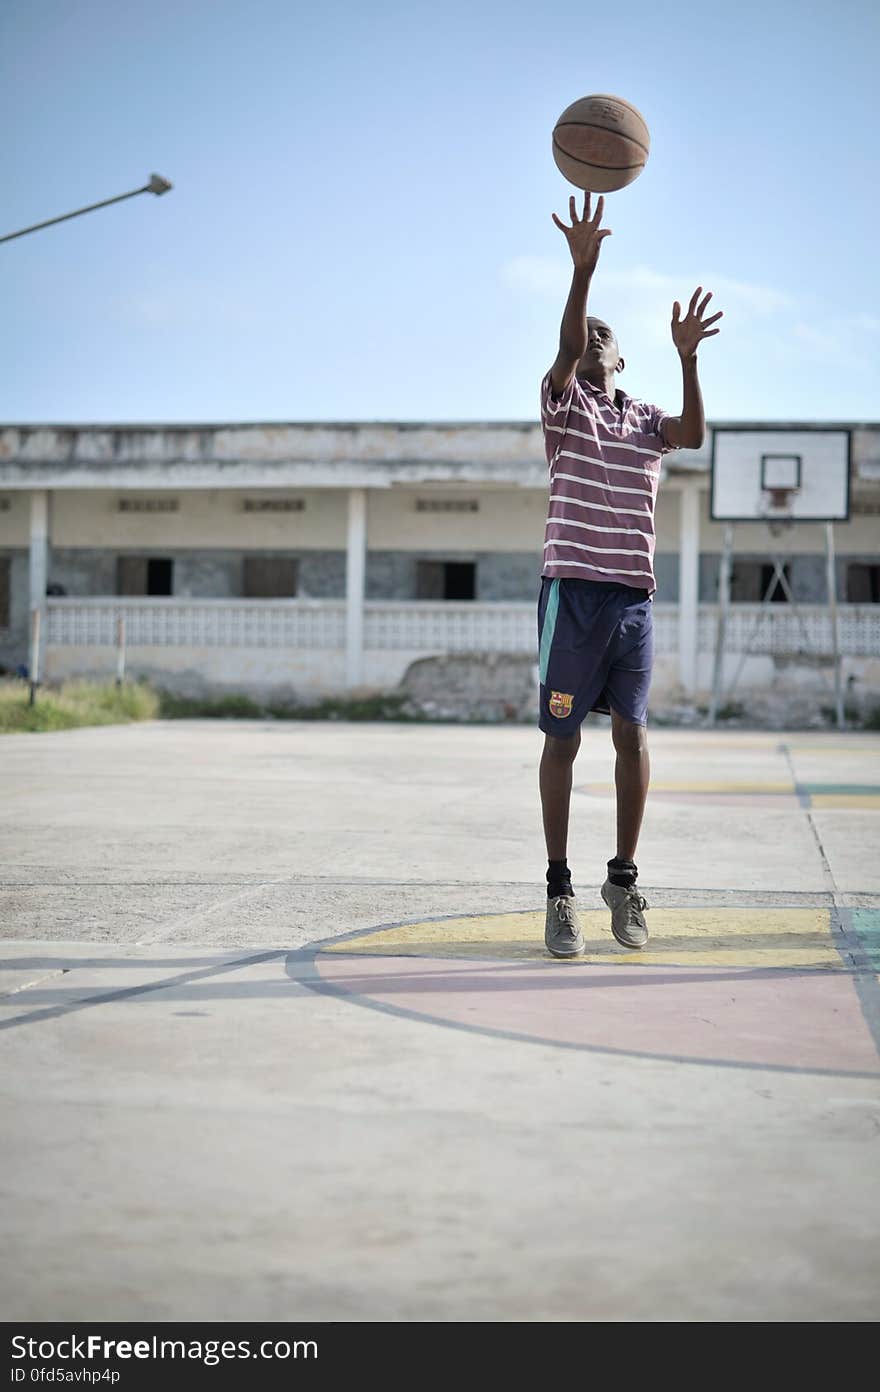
[803,785,880,796]
[852,910,880,972]
[538,578,560,686]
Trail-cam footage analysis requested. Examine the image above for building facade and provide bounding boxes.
[1,419,879,714]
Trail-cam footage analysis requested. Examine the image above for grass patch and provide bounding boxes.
[266,692,423,722]
[157,689,265,720]
[0,677,160,733]
[821,702,880,730]
[6,675,879,734]
[715,700,745,721]
[155,688,422,721]
[0,678,426,732]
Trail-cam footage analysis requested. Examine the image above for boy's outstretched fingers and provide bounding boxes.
[551,190,612,275]
[671,288,724,355]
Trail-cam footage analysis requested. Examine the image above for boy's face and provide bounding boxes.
[577,317,622,377]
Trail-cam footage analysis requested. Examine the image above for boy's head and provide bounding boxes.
[577,316,625,381]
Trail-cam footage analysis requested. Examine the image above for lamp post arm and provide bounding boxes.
[0,175,172,245]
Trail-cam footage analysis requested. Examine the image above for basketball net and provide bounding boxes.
[760,486,796,538]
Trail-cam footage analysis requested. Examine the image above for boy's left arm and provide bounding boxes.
[662,287,723,450]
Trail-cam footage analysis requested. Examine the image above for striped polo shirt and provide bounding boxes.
[540,370,678,594]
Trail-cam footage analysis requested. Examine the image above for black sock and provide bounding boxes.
[607,857,637,888]
[547,858,573,898]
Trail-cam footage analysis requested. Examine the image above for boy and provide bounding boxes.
[540,192,722,957]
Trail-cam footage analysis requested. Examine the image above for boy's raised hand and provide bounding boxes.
[671,287,724,358]
[552,192,611,277]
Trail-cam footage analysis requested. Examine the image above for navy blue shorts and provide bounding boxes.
[537,577,654,735]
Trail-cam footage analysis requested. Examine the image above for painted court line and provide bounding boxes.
[286,900,880,1081]
[0,949,286,1032]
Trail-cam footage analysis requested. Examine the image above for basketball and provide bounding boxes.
[552,94,650,193]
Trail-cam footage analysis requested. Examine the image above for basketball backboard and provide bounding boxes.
[710,428,850,522]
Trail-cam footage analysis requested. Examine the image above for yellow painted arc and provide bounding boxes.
[324,907,840,970]
[582,781,796,794]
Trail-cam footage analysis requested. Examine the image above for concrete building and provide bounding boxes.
[1,419,879,717]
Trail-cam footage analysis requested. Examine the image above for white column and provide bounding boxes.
[709,524,735,725]
[29,490,49,680]
[825,522,844,729]
[677,483,700,695]
[345,488,367,688]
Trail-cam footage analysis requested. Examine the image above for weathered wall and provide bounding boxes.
[38,642,880,727]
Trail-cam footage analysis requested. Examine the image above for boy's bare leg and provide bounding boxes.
[610,709,650,862]
[539,729,581,860]
[540,729,585,957]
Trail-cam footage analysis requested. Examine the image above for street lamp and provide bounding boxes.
[0,173,173,244]
[6,170,174,704]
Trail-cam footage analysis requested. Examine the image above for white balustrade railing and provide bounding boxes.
[363,602,536,653]
[43,597,880,656]
[44,598,346,650]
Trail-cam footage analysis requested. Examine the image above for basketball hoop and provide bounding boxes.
[768,487,793,510]
[760,485,797,537]
[708,428,849,731]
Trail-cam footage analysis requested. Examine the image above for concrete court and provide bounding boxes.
[1,718,879,1323]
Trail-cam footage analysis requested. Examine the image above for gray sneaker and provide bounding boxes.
[545,895,585,958]
[601,878,649,949]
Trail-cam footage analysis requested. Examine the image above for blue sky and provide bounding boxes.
[1,0,877,424]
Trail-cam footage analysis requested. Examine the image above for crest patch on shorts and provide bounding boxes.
[549,690,573,719]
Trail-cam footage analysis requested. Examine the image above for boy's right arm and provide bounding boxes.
[549,193,612,397]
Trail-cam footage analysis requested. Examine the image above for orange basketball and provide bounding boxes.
[552,94,650,193]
